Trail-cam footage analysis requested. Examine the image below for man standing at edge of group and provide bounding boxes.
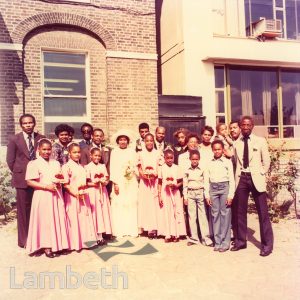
[231,116,273,256]
[6,114,44,248]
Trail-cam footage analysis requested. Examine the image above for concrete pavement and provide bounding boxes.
[0,214,299,300]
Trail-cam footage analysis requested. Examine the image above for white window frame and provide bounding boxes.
[41,49,91,132]
[273,0,287,39]
[214,65,228,124]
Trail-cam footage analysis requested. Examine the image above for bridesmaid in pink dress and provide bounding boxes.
[26,139,69,258]
[158,149,186,242]
[85,147,112,245]
[137,133,160,239]
[62,143,97,251]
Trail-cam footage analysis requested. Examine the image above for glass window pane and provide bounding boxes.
[275,0,283,7]
[44,66,86,96]
[251,0,273,22]
[44,52,85,65]
[286,0,297,39]
[229,67,278,137]
[281,70,300,137]
[214,66,224,88]
[216,116,225,124]
[276,10,285,37]
[44,97,86,116]
[297,0,300,39]
[215,91,225,113]
[283,126,294,138]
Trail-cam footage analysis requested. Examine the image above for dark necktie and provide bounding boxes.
[28,135,35,160]
[243,136,249,169]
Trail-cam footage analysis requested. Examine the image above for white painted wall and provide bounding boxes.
[160,0,300,130]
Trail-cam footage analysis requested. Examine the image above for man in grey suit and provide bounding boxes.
[6,114,44,248]
[231,116,273,256]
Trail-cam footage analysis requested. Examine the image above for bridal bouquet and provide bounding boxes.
[124,161,135,180]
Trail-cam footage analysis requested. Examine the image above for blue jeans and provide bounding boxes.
[209,182,231,250]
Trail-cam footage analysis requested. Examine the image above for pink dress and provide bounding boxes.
[85,162,112,235]
[26,157,69,254]
[158,164,186,238]
[62,160,97,250]
[137,149,160,232]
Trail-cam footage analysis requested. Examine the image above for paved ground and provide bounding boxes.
[0,213,299,300]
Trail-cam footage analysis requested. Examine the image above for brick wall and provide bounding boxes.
[0,0,158,145]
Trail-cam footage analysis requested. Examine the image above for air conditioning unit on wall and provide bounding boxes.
[251,18,282,41]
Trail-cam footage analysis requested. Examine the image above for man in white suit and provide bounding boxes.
[231,116,273,256]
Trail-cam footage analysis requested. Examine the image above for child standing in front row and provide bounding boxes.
[158,149,186,242]
[183,150,212,247]
[137,133,160,239]
[62,143,97,251]
[204,140,235,252]
[85,147,112,245]
[26,139,69,257]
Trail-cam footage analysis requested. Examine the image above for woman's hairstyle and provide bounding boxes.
[201,125,214,136]
[187,132,200,143]
[90,147,101,155]
[37,138,52,148]
[173,128,189,138]
[54,123,71,137]
[189,149,200,159]
[67,142,80,152]
[68,125,75,135]
[211,139,224,149]
[116,135,130,144]
[163,149,174,157]
[144,132,154,140]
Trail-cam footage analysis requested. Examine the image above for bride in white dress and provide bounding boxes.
[110,129,139,237]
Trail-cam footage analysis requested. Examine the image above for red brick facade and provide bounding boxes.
[0,0,158,145]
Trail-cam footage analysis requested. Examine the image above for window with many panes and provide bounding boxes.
[214,66,300,138]
[43,51,89,137]
[245,0,300,40]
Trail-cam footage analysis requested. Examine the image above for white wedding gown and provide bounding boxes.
[110,147,139,237]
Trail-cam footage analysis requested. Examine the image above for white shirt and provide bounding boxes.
[22,131,34,150]
[204,156,235,199]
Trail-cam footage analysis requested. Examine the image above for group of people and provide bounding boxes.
[6,114,274,258]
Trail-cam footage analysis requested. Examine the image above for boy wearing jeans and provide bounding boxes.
[183,150,212,246]
[204,140,235,252]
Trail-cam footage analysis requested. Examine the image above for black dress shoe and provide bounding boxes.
[97,239,107,246]
[230,244,247,251]
[45,251,55,258]
[260,250,272,257]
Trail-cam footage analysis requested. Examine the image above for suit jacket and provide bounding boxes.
[6,132,45,189]
[233,133,270,192]
[80,144,111,173]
